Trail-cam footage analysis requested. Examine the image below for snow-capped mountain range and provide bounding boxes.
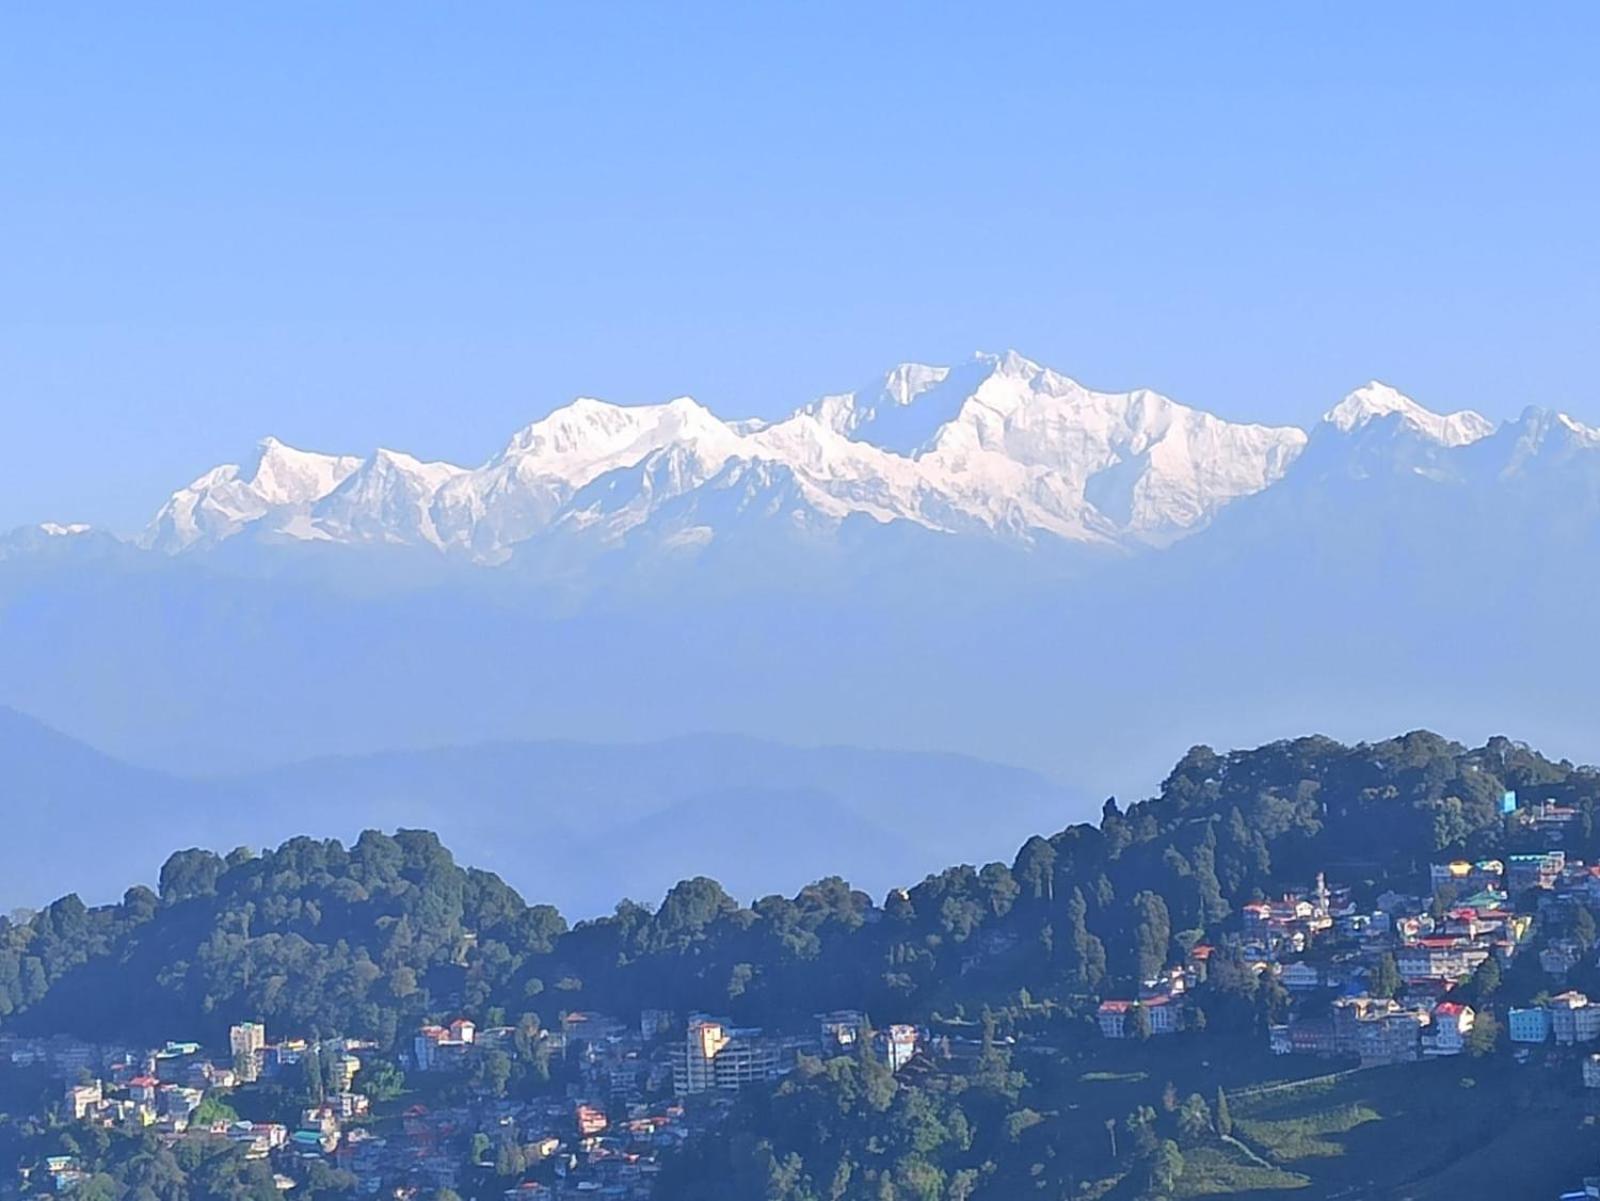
[10,348,1600,802]
[137,351,1318,561]
[29,349,1598,567]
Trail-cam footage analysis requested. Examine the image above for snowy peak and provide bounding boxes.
[1322,382,1494,448]
[882,362,952,408]
[435,396,745,559]
[918,352,1308,544]
[496,396,735,489]
[0,522,122,563]
[295,449,469,547]
[247,437,364,506]
[1505,405,1600,448]
[1490,405,1600,479]
[142,437,364,552]
[805,357,999,456]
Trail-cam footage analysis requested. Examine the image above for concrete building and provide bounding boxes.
[1550,992,1600,1045]
[1428,1003,1473,1056]
[229,1022,267,1082]
[875,1025,920,1072]
[1509,1006,1553,1044]
[671,1015,781,1096]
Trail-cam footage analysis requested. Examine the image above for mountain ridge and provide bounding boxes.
[122,351,1313,560]
[28,351,1594,574]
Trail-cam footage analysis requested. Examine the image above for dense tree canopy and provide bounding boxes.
[1,731,1593,1054]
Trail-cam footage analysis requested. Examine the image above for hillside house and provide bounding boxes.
[1427,1002,1474,1055]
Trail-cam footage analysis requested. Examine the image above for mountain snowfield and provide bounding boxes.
[135,351,1316,561]
[19,349,1599,575]
[1321,381,1496,448]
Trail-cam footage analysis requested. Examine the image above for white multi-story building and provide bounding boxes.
[1427,1003,1473,1055]
[876,1024,921,1072]
[671,1015,780,1095]
[229,1022,267,1082]
[818,1010,866,1050]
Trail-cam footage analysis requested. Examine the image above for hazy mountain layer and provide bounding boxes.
[0,709,1076,917]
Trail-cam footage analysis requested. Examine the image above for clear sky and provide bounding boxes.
[2,3,1597,532]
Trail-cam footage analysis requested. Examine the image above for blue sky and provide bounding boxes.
[2,3,1597,532]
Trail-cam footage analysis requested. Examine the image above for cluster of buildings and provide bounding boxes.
[3,1025,369,1138]
[1095,989,1185,1040]
[394,1008,922,1201]
[1508,991,1600,1098]
[1091,842,1600,1079]
[412,1018,479,1072]
[1256,861,1530,1066]
[1267,994,1476,1063]
[408,1007,922,1104]
[4,1023,387,1198]
[1251,848,1600,1078]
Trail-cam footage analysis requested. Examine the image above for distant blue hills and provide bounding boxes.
[0,706,1078,918]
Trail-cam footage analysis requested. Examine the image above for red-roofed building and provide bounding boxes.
[1143,995,1180,1035]
[1097,997,1179,1039]
[1096,1000,1132,1039]
[1428,1002,1474,1055]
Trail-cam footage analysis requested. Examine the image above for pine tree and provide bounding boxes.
[301,1046,325,1104]
[1371,952,1400,999]
[1063,888,1093,987]
[1575,906,1597,952]
[1192,824,1230,924]
[1132,891,1172,983]
[1129,1004,1152,1041]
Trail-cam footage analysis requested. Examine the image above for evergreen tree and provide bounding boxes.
[1371,953,1400,999]
[301,1046,325,1105]
[1129,1004,1152,1041]
[1470,955,1502,1002]
[1575,906,1597,952]
[1467,1011,1500,1057]
[1131,891,1172,983]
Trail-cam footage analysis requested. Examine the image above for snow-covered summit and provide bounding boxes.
[142,437,364,552]
[1322,382,1494,448]
[495,396,736,485]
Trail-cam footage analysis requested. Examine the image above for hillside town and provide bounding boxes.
[1096,849,1600,1070]
[1087,792,1600,1198]
[9,786,1600,1200]
[2,1006,927,1201]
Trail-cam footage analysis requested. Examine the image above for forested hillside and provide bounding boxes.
[5,731,1599,1201]
[3,731,1588,1047]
